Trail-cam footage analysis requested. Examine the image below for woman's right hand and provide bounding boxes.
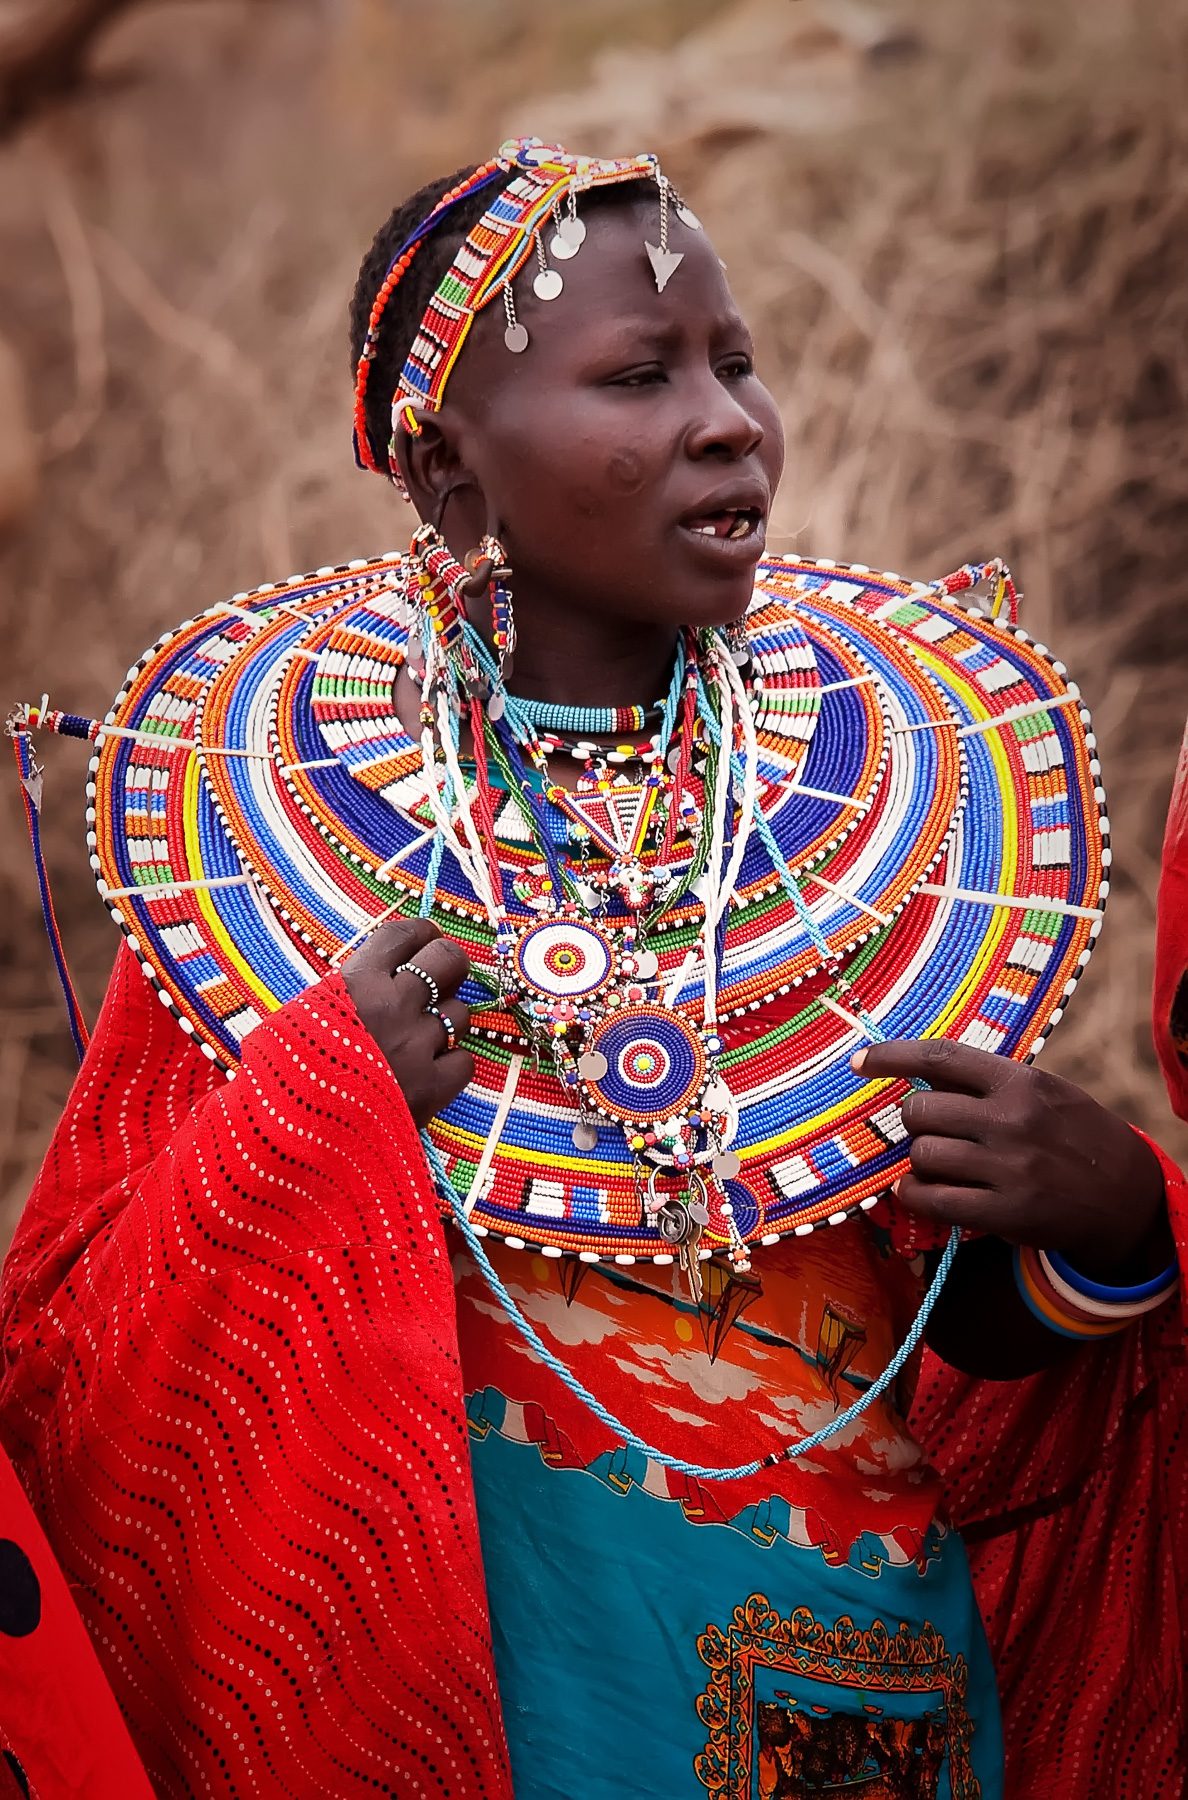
[342,919,474,1127]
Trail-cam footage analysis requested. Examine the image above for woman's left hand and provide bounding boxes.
[852,1038,1169,1279]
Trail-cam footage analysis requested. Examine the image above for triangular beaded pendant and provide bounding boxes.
[546,781,660,859]
[494,793,534,842]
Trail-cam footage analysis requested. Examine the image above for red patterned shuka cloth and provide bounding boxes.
[0,960,513,1800]
[1,781,1187,1794]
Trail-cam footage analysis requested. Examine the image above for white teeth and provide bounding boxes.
[688,512,760,539]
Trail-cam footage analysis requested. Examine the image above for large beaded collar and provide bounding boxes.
[85,555,1106,1265]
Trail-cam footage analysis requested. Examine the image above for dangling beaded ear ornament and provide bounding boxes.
[645,173,684,293]
[386,399,420,504]
[503,279,528,354]
[532,230,564,301]
[406,523,489,698]
[463,534,515,720]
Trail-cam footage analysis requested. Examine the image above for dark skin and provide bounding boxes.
[343,195,1169,1380]
[852,1040,1171,1378]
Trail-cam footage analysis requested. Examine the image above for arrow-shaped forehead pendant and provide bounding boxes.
[645,173,686,294]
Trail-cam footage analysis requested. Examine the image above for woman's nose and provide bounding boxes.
[683,376,764,462]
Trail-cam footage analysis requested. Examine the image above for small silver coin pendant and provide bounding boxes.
[533,269,564,301]
[572,1118,599,1151]
[577,1050,609,1081]
[552,216,586,259]
[712,1149,741,1181]
[504,322,529,353]
[677,204,702,230]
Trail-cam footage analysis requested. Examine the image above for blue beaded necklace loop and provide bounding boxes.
[512,696,659,734]
[462,621,688,756]
[421,1129,960,1478]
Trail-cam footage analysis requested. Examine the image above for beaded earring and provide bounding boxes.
[405,523,486,696]
[462,533,516,719]
[389,399,421,504]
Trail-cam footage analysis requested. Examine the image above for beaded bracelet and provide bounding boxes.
[1014,1241,1180,1340]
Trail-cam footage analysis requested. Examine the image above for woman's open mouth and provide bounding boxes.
[682,507,764,542]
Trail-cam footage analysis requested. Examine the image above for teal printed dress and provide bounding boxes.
[455,1223,1003,1800]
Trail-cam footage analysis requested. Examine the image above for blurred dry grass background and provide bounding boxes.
[1,0,1186,1256]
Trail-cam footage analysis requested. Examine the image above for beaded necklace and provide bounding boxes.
[407,578,757,1290]
[62,553,1105,1289]
[18,547,1108,1473]
[509,696,664,736]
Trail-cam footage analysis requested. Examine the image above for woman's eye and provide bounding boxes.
[610,365,668,387]
[720,355,754,380]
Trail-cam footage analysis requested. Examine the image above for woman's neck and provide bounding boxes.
[468,591,681,711]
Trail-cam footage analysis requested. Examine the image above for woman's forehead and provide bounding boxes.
[453,210,745,392]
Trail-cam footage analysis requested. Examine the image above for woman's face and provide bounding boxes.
[401,192,785,635]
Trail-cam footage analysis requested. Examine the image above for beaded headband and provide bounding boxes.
[352,136,691,478]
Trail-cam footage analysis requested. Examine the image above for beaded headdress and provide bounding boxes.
[352,137,691,477]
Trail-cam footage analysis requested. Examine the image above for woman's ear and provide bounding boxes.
[396,410,482,534]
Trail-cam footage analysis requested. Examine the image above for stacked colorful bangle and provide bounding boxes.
[1014,1242,1180,1339]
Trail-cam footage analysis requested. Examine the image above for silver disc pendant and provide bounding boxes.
[677,204,702,230]
[572,1119,599,1152]
[559,215,586,250]
[533,268,564,301]
[687,1198,710,1227]
[577,1050,609,1081]
[633,949,659,979]
[504,322,529,353]
[712,1149,741,1181]
[550,231,579,261]
[487,690,506,721]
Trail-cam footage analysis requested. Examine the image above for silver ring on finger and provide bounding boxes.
[395,958,440,1008]
[425,1004,458,1054]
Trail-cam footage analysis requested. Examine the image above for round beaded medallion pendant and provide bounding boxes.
[583,1004,709,1124]
[83,552,1108,1265]
[512,920,616,1002]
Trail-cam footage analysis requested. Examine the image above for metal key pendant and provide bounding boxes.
[679,1223,704,1305]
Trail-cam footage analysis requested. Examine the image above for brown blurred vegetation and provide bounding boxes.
[1,0,1186,1253]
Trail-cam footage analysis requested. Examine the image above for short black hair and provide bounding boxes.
[349,165,657,475]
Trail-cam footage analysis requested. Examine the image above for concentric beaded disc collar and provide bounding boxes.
[75,554,1107,1266]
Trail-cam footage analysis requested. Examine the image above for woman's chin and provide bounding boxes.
[670,540,765,625]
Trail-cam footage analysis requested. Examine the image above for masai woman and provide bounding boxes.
[2,140,1186,1800]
